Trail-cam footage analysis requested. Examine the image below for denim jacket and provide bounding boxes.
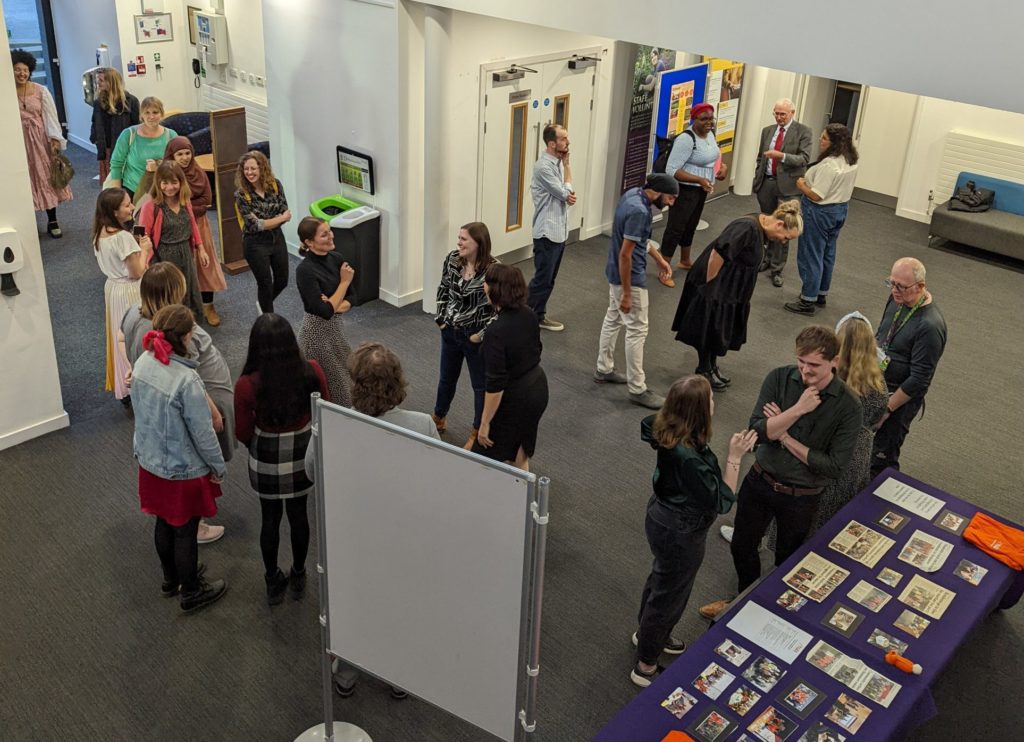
[132,351,227,480]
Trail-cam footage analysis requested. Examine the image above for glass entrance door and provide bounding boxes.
[3,0,66,130]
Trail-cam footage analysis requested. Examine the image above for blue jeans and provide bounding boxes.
[434,326,486,428]
[797,199,848,302]
[527,237,565,320]
[635,496,712,664]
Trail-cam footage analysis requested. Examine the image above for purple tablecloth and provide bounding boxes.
[592,469,1024,742]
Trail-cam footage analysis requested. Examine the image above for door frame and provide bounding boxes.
[38,0,67,131]
[475,46,603,254]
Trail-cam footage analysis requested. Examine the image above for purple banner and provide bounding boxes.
[620,46,676,193]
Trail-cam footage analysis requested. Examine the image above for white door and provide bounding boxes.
[479,53,597,258]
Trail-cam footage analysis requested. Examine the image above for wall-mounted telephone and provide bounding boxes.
[192,58,201,75]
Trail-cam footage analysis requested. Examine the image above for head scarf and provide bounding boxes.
[163,136,209,211]
[690,102,715,120]
[644,172,680,196]
[142,330,172,365]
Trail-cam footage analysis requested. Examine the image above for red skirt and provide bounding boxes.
[138,467,222,527]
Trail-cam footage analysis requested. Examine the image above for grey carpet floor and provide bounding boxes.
[2,144,1023,741]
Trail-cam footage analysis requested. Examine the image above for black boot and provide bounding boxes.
[288,567,306,600]
[710,361,731,387]
[698,369,728,392]
[180,577,228,613]
[266,568,288,606]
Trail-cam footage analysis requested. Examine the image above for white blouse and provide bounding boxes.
[804,156,858,205]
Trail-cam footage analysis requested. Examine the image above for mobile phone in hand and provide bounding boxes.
[133,225,146,238]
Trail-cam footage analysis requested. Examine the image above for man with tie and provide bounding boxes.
[752,99,813,288]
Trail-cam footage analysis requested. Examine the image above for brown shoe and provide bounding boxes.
[676,260,693,270]
[658,273,675,288]
[463,427,479,450]
[431,414,447,434]
[699,598,732,620]
[203,303,221,327]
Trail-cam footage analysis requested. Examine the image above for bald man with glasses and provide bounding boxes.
[752,99,814,287]
[871,257,947,476]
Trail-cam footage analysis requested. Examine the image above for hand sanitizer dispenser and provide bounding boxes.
[1,228,24,297]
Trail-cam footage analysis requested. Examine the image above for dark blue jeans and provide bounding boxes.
[635,496,712,664]
[434,326,486,428]
[527,237,565,320]
[797,199,848,302]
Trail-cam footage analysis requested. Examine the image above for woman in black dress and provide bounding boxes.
[295,217,356,407]
[671,201,802,390]
[472,265,548,471]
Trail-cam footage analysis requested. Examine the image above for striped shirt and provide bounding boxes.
[531,152,573,242]
[434,250,496,332]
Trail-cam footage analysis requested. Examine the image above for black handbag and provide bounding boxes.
[949,180,995,212]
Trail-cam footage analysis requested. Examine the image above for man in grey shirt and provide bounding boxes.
[527,123,577,332]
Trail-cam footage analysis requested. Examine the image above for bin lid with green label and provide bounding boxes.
[310,194,362,221]
[329,205,379,229]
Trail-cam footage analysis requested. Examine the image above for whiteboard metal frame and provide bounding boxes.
[304,393,548,742]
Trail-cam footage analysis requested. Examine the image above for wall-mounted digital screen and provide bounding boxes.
[336,146,375,195]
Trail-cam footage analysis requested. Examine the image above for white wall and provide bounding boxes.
[896,97,1024,222]
[51,0,122,150]
[112,0,199,112]
[262,0,408,301]
[852,86,918,198]
[0,5,69,450]
[417,0,1024,116]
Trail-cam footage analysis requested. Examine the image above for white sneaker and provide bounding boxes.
[539,317,564,332]
[197,521,225,544]
[720,525,734,543]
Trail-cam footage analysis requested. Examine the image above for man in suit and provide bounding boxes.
[752,99,814,287]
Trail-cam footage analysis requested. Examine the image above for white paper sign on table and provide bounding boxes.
[873,477,945,519]
[725,601,814,665]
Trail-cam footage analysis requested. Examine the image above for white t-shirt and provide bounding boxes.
[95,230,141,280]
[804,156,858,205]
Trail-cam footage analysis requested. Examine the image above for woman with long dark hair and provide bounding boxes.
[295,216,356,407]
[92,187,152,401]
[630,376,757,687]
[133,304,227,613]
[432,221,497,448]
[784,123,859,315]
[472,264,548,471]
[234,151,292,313]
[234,313,328,605]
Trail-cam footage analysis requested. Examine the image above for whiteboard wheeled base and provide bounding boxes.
[294,722,372,742]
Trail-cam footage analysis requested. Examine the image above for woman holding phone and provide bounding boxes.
[92,187,152,402]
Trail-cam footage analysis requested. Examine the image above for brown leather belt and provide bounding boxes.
[753,462,823,497]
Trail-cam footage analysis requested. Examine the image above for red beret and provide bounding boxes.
[691,102,715,119]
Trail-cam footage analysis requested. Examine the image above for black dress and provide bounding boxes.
[471,307,549,462]
[671,214,766,358]
[296,251,353,408]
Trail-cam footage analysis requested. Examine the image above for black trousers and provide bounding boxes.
[635,496,712,664]
[755,178,797,275]
[660,186,708,259]
[244,229,289,313]
[730,470,821,593]
[154,516,201,592]
[259,495,310,578]
[871,396,924,478]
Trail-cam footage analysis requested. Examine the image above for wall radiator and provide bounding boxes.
[199,84,270,143]
[932,130,1024,212]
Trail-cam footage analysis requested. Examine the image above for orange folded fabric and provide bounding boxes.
[963,512,1024,571]
[661,732,695,742]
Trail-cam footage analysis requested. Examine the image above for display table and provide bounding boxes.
[592,469,1024,742]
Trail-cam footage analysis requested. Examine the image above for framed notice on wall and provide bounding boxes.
[134,14,174,44]
[337,146,376,195]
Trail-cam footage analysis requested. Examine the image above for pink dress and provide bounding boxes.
[20,82,72,211]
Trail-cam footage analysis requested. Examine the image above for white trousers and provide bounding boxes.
[596,284,649,394]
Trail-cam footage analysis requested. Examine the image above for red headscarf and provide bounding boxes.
[163,136,211,215]
[690,102,715,120]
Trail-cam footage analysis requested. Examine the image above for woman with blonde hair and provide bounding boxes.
[808,312,888,531]
[92,187,152,401]
[234,151,292,313]
[672,201,803,390]
[90,67,139,181]
[630,375,757,687]
[137,160,210,321]
[105,95,177,199]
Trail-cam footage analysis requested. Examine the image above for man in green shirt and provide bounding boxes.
[700,326,862,619]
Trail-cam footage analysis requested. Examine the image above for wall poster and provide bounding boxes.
[620,46,676,193]
[703,57,745,194]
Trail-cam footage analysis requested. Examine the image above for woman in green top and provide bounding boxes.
[104,95,177,199]
[630,375,757,688]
